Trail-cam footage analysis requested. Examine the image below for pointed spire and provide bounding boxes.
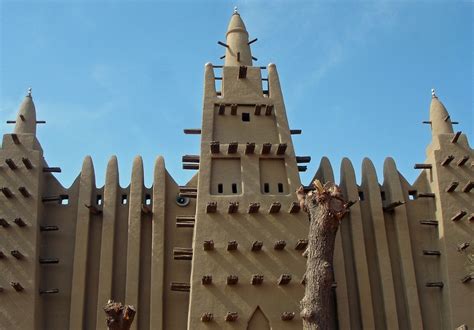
[429,89,453,135]
[224,10,253,66]
[14,88,37,135]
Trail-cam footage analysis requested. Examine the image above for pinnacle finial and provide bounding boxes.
[431,88,437,98]
[27,87,32,97]
[233,6,238,14]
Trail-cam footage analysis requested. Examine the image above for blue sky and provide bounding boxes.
[1,0,472,188]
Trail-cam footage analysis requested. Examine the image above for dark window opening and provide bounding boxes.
[408,190,417,200]
[358,191,364,201]
[121,194,128,205]
[60,194,69,205]
[218,184,223,194]
[242,113,250,122]
[278,183,284,193]
[145,194,152,205]
[264,183,270,193]
[232,183,238,194]
[380,191,386,201]
[96,195,102,205]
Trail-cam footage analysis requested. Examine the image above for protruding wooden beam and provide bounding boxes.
[183,163,199,170]
[414,164,432,169]
[228,201,239,214]
[85,204,102,215]
[269,202,281,213]
[11,282,24,292]
[201,275,212,285]
[425,282,443,288]
[21,158,33,169]
[18,187,30,198]
[445,181,459,192]
[245,142,255,154]
[11,250,23,259]
[261,143,272,154]
[296,156,311,163]
[457,155,469,166]
[298,165,307,172]
[290,129,302,134]
[203,240,214,251]
[228,142,238,154]
[225,312,238,322]
[0,218,9,228]
[295,239,308,250]
[419,220,438,226]
[11,134,20,144]
[40,225,59,232]
[278,274,292,285]
[183,129,201,134]
[289,202,301,213]
[276,143,287,155]
[248,202,260,213]
[417,192,435,198]
[19,114,25,121]
[248,38,258,45]
[173,247,193,260]
[179,186,197,193]
[0,251,4,258]
[238,66,247,79]
[251,241,263,251]
[226,275,238,285]
[170,282,190,292]
[5,159,17,170]
[201,313,213,322]
[451,131,462,143]
[274,240,286,250]
[254,104,262,115]
[39,258,59,264]
[182,155,200,163]
[217,41,229,48]
[265,104,274,115]
[462,181,473,193]
[39,288,59,295]
[251,274,264,285]
[42,195,63,202]
[210,141,220,154]
[13,218,26,227]
[423,250,441,256]
[179,191,197,198]
[1,187,14,198]
[441,155,454,166]
[461,275,473,284]
[457,242,470,252]
[451,210,467,222]
[230,104,237,116]
[281,312,295,321]
[227,240,238,251]
[206,202,217,213]
[383,201,405,212]
[468,213,474,222]
[176,215,195,228]
[36,120,46,124]
[43,167,61,173]
[218,104,225,115]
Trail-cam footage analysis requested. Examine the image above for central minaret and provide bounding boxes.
[188,10,309,329]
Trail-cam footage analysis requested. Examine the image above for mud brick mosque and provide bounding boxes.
[0,9,472,330]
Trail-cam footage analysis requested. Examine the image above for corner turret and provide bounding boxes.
[429,89,454,136]
[14,88,37,135]
[223,8,253,66]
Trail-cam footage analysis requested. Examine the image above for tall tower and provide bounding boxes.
[187,11,309,329]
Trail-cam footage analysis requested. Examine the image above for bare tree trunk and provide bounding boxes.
[103,300,136,330]
[298,180,347,330]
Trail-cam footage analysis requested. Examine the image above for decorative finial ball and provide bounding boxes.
[431,88,436,97]
[234,6,238,14]
[27,87,32,97]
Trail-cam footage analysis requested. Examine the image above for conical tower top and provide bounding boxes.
[429,89,453,135]
[224,10,253,66]
[14,87,37,135]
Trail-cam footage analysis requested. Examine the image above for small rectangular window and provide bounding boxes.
[60,194,69,205]
[242,113,250,122]
[218,184,223,194]
[408,190,417,200]
[358,191,364,201]
[145,194,151,205]
[278,183,284,193]
[121,194,128,204]
[232,183,237,194]
[96,195,103,205]
[264,183,270,193]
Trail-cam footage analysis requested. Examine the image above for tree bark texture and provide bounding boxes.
[298,180,347,330]
[103,300,136,330]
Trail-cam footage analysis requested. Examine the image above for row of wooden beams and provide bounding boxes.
[205,201,301,214]
[202,239,308,251]
[200,311,295,323]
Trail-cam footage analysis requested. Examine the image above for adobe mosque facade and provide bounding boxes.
[0,11,472,330]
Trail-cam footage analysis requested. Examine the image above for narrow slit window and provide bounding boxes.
[278,183,284,193]
[408,190,417,200]
[145,194,152,205]
[96,195,102,205]
[242,113,250,122]
[264,183,270,193]
[232,183,238,194]
[218,184,223,194]
[380,191,386,201]
[121,194,128,205]
[358,191,364,201]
